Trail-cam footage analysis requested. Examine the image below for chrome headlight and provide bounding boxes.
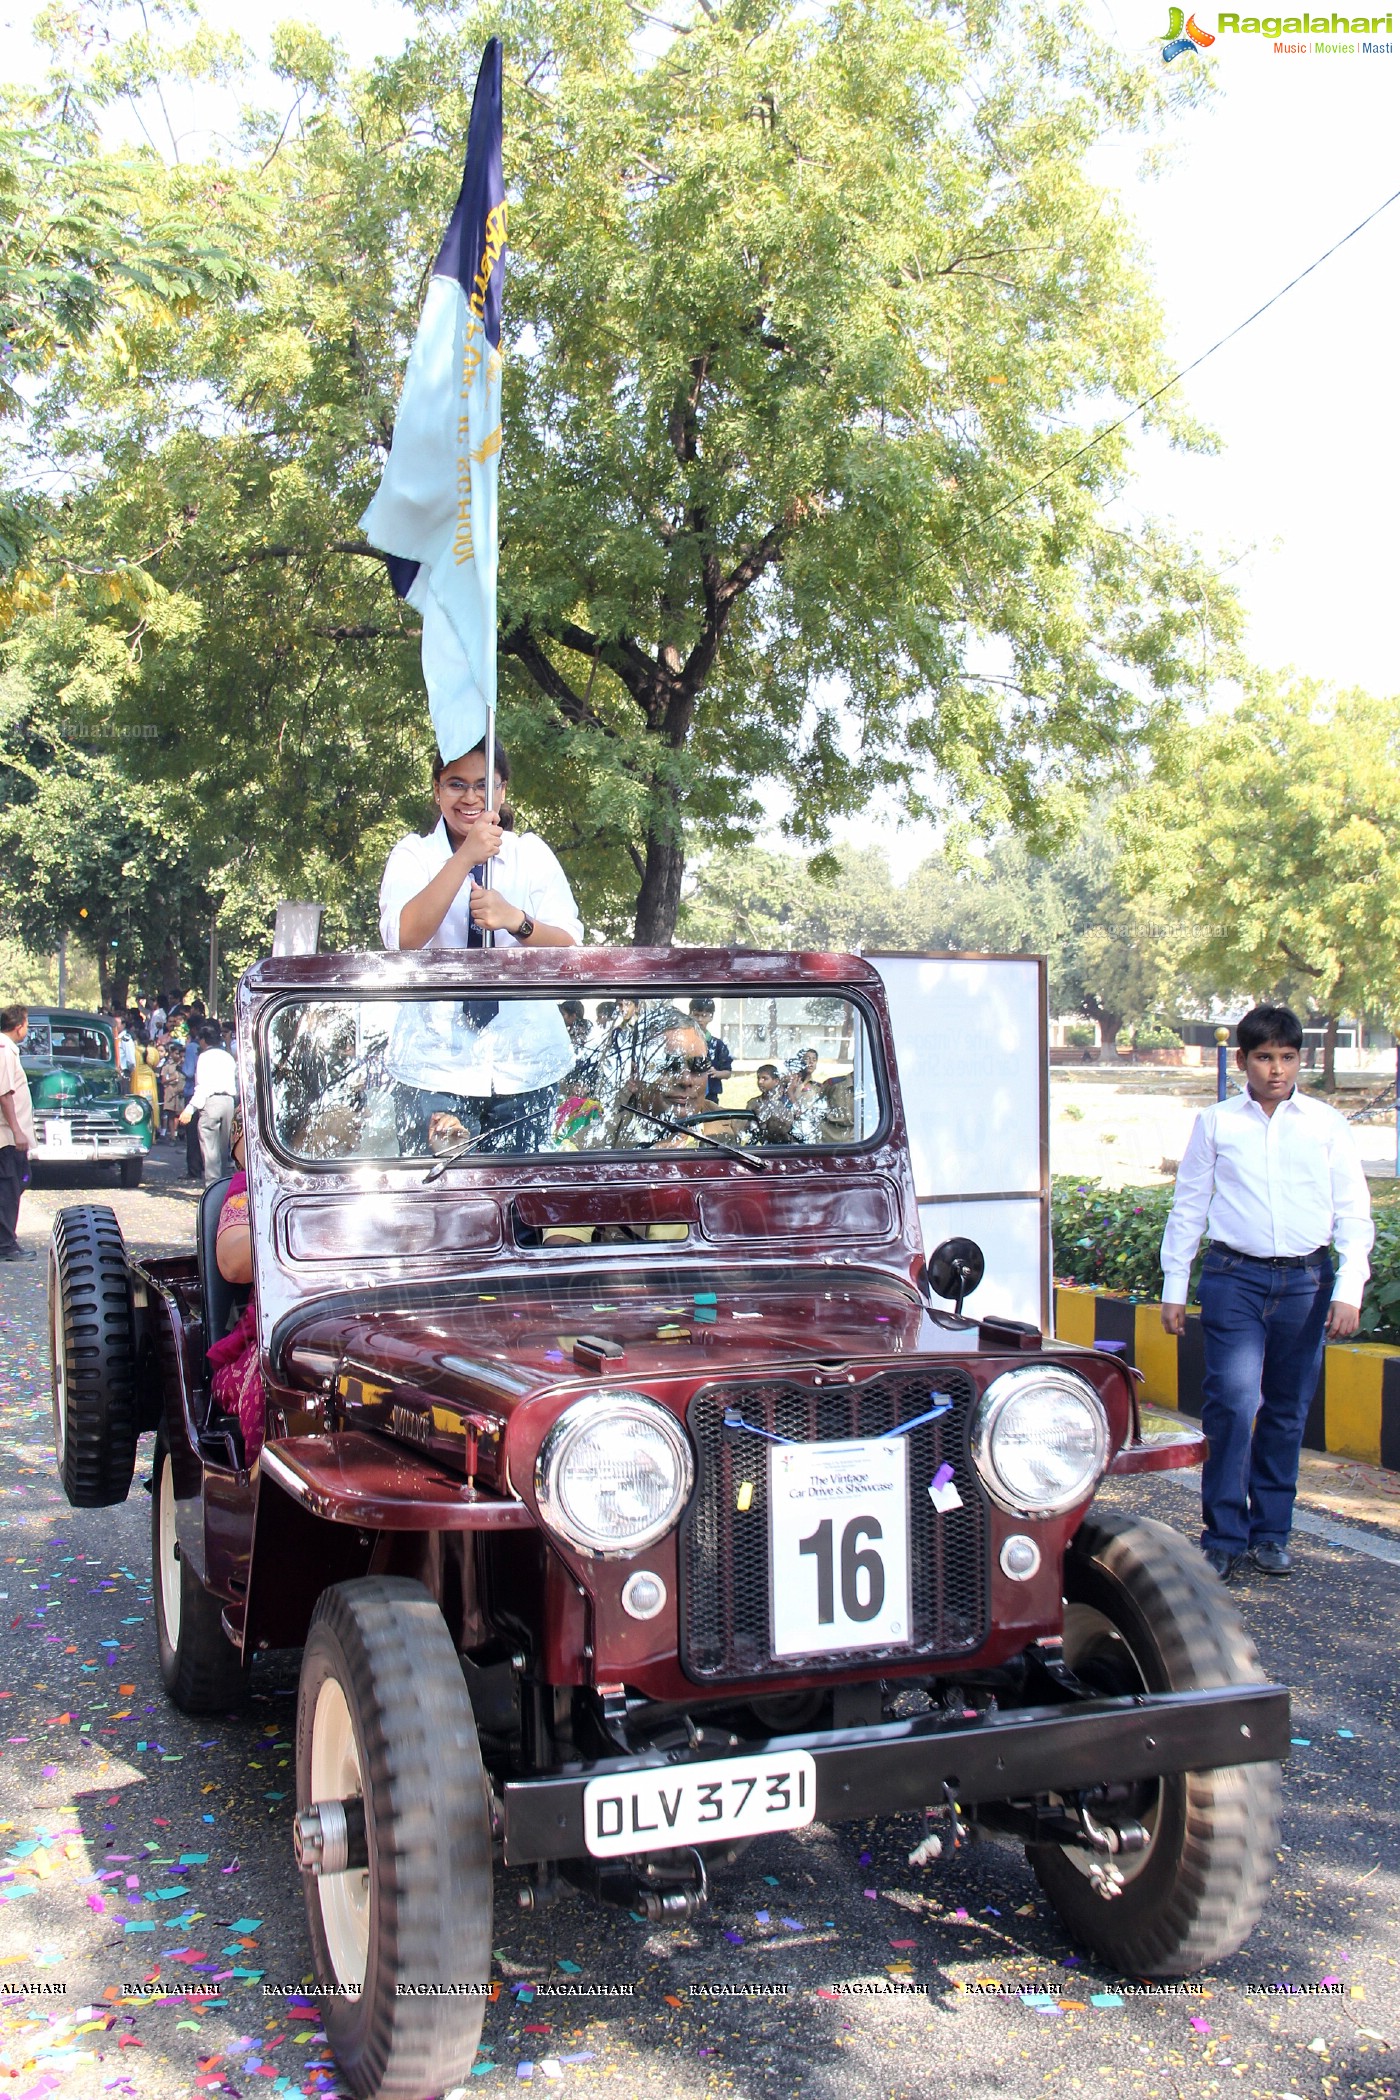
[122,1100,145,1124]
[972,1367,1109,1517]
[535,1394,694,1557]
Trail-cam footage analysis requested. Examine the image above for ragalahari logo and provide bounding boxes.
[1161,6,1217,54]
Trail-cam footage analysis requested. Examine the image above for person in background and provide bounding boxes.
[157,1008,187,1141]
[687,997,733,1104]
[147,996,167,1042]
[111,1008,136,1079]
[744,1063,781,1114]
[205,1109,266,1462]
[1159,1003,1373,1581]
[559,1000,590,1052]
[181,1003,206,1176]
[0,1005,35,1264]
[178,1021,238,1183]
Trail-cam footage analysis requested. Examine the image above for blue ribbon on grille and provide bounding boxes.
[878,1393,954,1438]
[722,1391,954,1445]
[722,1408,798,1444]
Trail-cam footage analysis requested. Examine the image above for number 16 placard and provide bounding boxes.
[768,1438,911,1659]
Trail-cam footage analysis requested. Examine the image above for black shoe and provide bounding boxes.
[1203,1547,1243,1581]
[1249,1539,1292,1577]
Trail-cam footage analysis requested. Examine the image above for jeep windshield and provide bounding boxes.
[263,990,883,1165]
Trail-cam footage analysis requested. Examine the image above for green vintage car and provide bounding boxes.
[22,1009,153,1188]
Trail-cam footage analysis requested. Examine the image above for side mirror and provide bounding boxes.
[924,1237,986,1319]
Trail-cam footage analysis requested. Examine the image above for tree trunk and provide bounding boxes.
[1321,1011,1339,1092]
[111,969,129,1011]
[1081,998,1124,1051]
[632,812,686,946]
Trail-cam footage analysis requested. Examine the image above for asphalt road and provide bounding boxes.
[0,1152,1395,2100]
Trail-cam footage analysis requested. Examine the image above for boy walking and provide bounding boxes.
[1160,1004,1373,1580]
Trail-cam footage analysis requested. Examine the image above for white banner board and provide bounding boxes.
[870,954,1049,1329]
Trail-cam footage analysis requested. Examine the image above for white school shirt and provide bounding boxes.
[1159,1086,1374,1307]
[378,821,583,952]
[0,1034,35,1150]
[188,1046,239,1111]
[378,822,584,1098]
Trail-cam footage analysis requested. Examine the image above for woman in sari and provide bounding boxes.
[204,1109,266,1465]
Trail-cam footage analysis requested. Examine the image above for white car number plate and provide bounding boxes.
[583,1751,816,1859]
[44,1118,72,1147]
[769,1437,911,1659]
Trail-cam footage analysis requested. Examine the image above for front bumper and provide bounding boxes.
[32,1137,145,1162]
[500,1681,1289,1866]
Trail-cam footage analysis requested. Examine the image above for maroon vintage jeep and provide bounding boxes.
[47,949,1287,2100]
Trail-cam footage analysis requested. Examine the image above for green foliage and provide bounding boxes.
[682,809,1194,1042]
[1359,1207,1400,1346]
[1053,1175,1200,1300]
[2,0,1240,951]
[1117,679,1400,1035]
[1132,1020,1184,1050]
[1062,1022,1096,1048]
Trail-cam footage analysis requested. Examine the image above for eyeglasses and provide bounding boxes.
[660,1055,712,1077]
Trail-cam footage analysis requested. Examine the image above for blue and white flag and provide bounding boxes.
[360,38,506,765]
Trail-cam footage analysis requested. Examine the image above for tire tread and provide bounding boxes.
[1030,1509,1281,1975]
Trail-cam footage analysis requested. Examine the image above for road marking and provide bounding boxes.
[1289,1506,1400,1567]
[1146,1467,1400,1566]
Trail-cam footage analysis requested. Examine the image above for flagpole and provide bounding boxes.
[484,706,497,949]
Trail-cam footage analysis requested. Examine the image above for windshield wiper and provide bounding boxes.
[422,1108,545,1181]
[619,1099,767,1171]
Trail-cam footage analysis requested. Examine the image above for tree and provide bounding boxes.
[5,0,1239,948]
[683,808,1190,1039]
[1116,681,1400,1088]
[0,68,249,587]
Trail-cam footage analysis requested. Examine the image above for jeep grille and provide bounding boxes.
[680,1371,987,1682]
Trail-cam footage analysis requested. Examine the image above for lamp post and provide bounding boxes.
[1215,1025,1231,1104]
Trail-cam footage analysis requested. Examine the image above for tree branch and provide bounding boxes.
[1279,941,1325,978]
[218,540,380,577]
[501,626,619,740]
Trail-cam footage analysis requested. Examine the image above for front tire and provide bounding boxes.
[296,1578,492,2100]
[152,1432,249,1711]
[119,1157,144,1188]
[48,1205,137,1507]
[1028,1509,1281,1976]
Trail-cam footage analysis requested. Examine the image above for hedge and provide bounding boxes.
[1050,1175,1400,1345]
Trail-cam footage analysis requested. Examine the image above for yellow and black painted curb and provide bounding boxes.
[1054,1284,1400,1470]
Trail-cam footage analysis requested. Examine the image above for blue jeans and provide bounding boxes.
[1196,1247,1332,1557]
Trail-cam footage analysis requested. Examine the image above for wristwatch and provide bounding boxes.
[514,912,535,942]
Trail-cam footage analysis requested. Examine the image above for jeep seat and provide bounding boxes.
[197,1176,248,1363]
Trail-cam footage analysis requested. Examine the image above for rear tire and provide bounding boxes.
[1028,1510,1281,1975]
[296,1578,492,2100]
[119,1157,143,1189]
[47,1205,138,1507]
[152,1431,249,1711]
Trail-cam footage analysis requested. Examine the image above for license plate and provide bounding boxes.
[769,1437,911,1659]
[583,1751,817,1859]
[44,1119,72,1147]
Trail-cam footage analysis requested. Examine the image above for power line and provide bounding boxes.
[932,181,1400,558]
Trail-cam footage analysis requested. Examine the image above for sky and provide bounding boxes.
[5,0,1397,873]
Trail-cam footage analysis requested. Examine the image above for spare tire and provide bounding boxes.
[48,1205,138,1507]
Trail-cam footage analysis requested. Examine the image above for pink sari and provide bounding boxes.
[206,1172,265,1464]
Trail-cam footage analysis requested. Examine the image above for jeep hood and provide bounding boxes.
[283,1264,983,1413]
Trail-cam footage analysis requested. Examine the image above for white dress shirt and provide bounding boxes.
[188,1046,239,1111]
[1160,1087,1374,1306]
[378,821,583,951]
[378,822,584,1099]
